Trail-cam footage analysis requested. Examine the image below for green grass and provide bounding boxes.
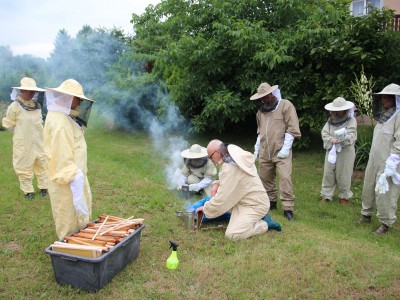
[0,121,399,299]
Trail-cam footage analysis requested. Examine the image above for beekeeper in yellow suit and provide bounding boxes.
[44,79,94,239]
[359,83,400,234]
[2,77,48,199]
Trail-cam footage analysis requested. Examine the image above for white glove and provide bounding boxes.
[384,154,400,177]
[254,135,260,160]
[334,128,347,143]
[177,174,187,190]
[328,145,337,164]
[277,133,294,159]
[335,143,342,153]
[69,170,88,221]
[189,183,201,192]
[188,177,212,192]
[375,173,389,194]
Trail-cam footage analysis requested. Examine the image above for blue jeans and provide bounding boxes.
[186,196,231,222]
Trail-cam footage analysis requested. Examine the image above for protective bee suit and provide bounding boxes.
[250,83,301,221]
[203,144,272,240]
[178,144,217,196]
[320,97,357,204]
[361,84,400,233]
[44,79,94,239]
[1,77,48,197]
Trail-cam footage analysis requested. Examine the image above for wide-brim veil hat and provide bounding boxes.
[12,77,45,92]
[181,144,208,159]
[375,83,400,95]
[250,83,279,100]
[46,79,93,101]
[324,97,354,111]
[227,144,257,176]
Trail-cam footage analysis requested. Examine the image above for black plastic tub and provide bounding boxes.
[45,225,144,291]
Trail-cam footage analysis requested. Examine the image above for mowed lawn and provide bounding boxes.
[0,122,399,299]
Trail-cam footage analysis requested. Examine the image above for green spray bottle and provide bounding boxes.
[166,240,179,270]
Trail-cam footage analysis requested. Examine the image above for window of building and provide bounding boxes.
[350,0,382,16]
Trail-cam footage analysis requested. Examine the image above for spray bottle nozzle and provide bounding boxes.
[169,240,179,251]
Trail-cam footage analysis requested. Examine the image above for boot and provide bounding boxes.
[374,224,389,234]
[356,215,371,224]
[263,214,282,232]
[339,198,349,205]
[25,193,34,200]
[283,210,295,221]
[270,201,277,210]
[40,189,48,196]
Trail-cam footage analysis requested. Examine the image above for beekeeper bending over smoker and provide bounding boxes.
[44,79,94,239]
[359,83,400,234]
[2,77,48,199]
[196,140,281,241]
[250,83,301,221]
[320,97,357,205]
[178,144,217,196]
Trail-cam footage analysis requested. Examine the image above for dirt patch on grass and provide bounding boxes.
[352,169,365,180]
[4,241,22,253]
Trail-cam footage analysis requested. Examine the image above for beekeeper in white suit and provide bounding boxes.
[178,144,217,196]
[2,77,48,199]
[320,97,357,205]
[359,83,400,234]
[44,79,94,239]
[250,83,301,221]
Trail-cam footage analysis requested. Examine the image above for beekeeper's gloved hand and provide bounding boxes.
[277,133,294,159]
[384,154,400,177]
[375,173,389,194]
[69,169,88,220]
[253,135,260,160]
[189,183,202,192]
[177,174,187,190]
[334,128,347,143]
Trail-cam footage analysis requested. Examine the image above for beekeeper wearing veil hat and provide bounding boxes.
[178,144,217,196]
[2,77,48,199]
[320,97,357,205]
[44,79,94,239]
[358,83,400,234]
[196,140,281,241]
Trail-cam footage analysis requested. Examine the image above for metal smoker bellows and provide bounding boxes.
[175,210,195,230]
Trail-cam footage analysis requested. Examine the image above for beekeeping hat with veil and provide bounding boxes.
[250,82,282,112]
[373,83,400,124]
[45,79,94,127]
[10,77,45,108]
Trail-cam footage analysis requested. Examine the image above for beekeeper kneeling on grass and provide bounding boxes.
[196,140,281,241]
[44,79,94,239]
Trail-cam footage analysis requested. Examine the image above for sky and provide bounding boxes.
[0,0,161,59]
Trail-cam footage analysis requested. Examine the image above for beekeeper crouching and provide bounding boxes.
[178,144,217,196]
[44,79,94,239]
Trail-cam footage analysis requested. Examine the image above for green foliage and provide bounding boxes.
[131,0,400,144]
[354,125,374,169]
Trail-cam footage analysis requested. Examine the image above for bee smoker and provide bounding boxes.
[175,209,195,230]
[181,184,190,200]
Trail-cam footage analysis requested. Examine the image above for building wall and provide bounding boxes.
[385,0,400,14]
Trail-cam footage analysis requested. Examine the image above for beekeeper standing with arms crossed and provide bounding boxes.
[44,79,94,239]
[2,77,48,199]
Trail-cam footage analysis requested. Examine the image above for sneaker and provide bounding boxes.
[356,215,371,224]
[263,214,282,232]
[25,193,34,199]
[270,201,277,210]
[40,189,48,196]
[339,198,349,205]
[283,210,295,221]
[374,224,389,234]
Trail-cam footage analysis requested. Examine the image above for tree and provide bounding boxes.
[132,0,400,146]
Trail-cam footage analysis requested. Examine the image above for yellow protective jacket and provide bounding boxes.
[44,111,92,239]
[2,98,47,193]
